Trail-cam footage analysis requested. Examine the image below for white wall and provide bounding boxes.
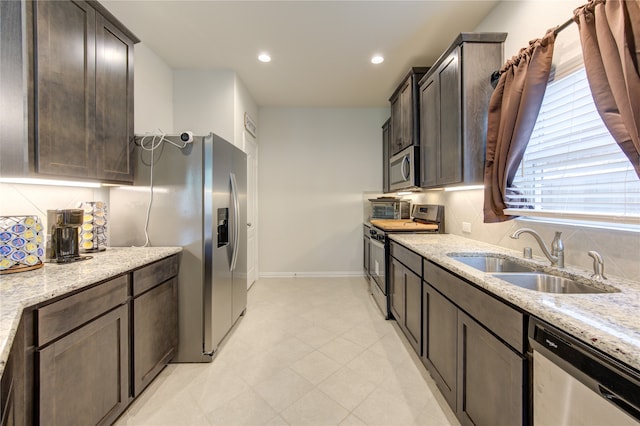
[172,70,235,143]
[399,0,640,281]
[258,107,388,276]
[133,43,174,134]
[234,75,259,151]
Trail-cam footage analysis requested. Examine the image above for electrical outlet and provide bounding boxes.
[462,222,472,233]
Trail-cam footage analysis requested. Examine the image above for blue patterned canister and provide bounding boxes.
[0,215,45,273]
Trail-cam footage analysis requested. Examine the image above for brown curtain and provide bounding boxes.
[574,0,640,178]
[483,30,557,223]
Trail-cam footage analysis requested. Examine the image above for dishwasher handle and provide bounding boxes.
[599,385,640,421]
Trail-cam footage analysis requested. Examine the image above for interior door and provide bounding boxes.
[244,132,258,288]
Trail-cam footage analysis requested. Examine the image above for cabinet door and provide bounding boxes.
[390,93,403,155]
[422,283,457,410]
[398,79,413,153]
[133,278,178,396]
[404,269,422,354]
[389,258,405,324]
[382,119,391,193]
[420,75,439,188]
[1,345,15,426]
[38,305,129,426]
[437,49,462,185]
[457,311,524,426]
[95,14,135,182]
[35,0,96,178]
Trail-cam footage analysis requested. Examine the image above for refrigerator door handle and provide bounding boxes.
[230,172,240,272]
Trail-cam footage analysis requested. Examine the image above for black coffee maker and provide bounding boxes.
[45,209,92,263]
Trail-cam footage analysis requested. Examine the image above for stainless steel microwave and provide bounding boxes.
[389,146,419,191]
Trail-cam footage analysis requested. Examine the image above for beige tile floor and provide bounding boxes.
[115,277,458,426]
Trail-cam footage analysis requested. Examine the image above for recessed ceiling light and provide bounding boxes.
[258,53,271,63]
[371,55,384,65]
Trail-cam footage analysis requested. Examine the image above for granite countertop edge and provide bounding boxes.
[0,246,182,377]
[389,233,640,372]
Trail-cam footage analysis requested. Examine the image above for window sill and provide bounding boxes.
[504,209,640,232]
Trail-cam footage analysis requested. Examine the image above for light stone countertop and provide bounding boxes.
[0,246,182,377]
[389,233,640,372]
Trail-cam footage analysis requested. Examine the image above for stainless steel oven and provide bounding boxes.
[368,227,388,317]
[365,204,445,319]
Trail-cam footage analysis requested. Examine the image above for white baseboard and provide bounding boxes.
[258,271,366,278]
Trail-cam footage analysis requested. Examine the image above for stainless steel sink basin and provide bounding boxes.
[491,273,615,294]
[449,255,537,273]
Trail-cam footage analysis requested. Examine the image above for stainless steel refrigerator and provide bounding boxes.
[110,133,247,362]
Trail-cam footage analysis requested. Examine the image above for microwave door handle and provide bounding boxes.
[401,155,410,181]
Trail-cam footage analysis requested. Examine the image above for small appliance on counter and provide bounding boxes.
[369,197,410,219]
[45,209,92,263]
[0,215,45,274]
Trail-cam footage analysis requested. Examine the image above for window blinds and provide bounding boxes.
[506,29,640,223]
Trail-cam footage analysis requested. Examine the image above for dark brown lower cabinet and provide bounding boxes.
[1,328,16,426]
[422,259,527,426]
[457,311,524,426]
[422,283,457,409]
[390,257,421,354]
[133,277,178,396]
[390,258,405,326]
[38,305,129,426]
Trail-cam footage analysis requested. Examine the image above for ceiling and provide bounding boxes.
[101,1,501,108]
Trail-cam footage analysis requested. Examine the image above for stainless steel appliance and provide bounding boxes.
[45,209,91,263]
[366,204,444,318]
[110,133,247,362]
[529,318,640,425]
[389,146,419,191]
[369,198,410,219]
[363,223,371,279]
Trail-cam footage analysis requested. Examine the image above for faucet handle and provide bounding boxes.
[588,250,607,280]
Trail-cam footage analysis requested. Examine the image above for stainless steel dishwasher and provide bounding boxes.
[529,317,640,425]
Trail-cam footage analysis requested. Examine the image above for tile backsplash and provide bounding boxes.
[0,183,110,240]
[367,189,640,281]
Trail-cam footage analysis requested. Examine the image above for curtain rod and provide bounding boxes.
[553,16,576,35]
[490,15,576,88]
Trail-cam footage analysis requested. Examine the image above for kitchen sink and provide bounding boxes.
[449,254,537,273]
[491,273,616,294]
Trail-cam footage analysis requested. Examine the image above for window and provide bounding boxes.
[504,27,640,225]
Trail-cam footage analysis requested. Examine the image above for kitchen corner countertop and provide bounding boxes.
[0,246,182,377]
[389,233,640,372]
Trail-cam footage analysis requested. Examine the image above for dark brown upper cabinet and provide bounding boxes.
[382,118,391,193]
[389,67,429,156]
[419,33,506,189]
[0,0,139,184]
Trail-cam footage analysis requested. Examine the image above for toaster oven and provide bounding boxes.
[369,199,410,219]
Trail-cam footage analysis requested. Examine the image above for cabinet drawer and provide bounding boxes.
[132,255,179,297]
[37,274,129,346]
[424,260,525,353]
[390,242,422,276]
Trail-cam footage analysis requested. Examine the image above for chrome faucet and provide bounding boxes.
[511,228,564,268]
[588,250,607,280]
